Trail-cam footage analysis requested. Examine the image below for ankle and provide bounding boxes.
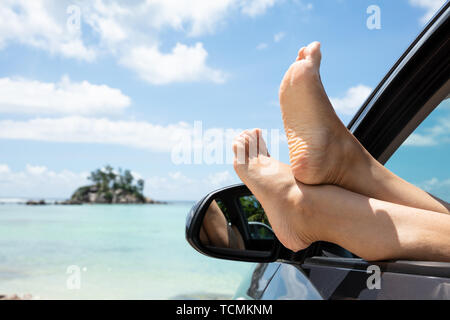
[334,132,374,192]
[291,182,322,244]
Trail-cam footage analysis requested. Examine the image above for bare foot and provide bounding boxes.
[279,41,364,186]
[233,129,317,252]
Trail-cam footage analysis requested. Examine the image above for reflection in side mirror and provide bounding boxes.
[199,200,246,250]
[186,184,281,263]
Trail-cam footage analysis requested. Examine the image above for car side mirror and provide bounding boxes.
[185,184,284,262]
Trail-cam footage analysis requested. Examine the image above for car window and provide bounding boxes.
[385,98,450,201]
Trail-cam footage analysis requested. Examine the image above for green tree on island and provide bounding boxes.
[70,165,148,204]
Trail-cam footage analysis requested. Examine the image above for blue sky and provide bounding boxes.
[0,0,447,201]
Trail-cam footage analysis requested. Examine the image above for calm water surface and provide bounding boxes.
[0,203,254,299]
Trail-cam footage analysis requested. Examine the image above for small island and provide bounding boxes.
[58,166,164,205]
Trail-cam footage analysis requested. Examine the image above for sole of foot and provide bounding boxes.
[279,41,364,186]
[233,129,317,252]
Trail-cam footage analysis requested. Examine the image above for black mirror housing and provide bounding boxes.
[185,184,284,263]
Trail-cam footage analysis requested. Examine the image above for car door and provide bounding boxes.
[255,2,450,300]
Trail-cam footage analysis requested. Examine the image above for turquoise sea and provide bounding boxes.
[0,203,254,299]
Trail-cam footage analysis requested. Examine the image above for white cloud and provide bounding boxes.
[0,164,89,199]
[26,164,48,175]
[256,31,286,51]
[305,3,314,11]
[409,0,446,24]
[168,171,194,183]
[0,117,191,152]
[207,170,234,187]
[404,115,450,147]
[0,164,10,174]
[130,170,144,182]
[83,1,238,84]
[295,1,313,12]
[146,170,238,200]
[403,133,437,146]
[0,117,243,156]
[0,76,131,115]
[0,0,282,85]
[82,1,131,47]
[330,85,373,116]
[416,177,450,200]
[84,0,278,39]
[0,0,96,61]
[142,0,236,37]
[273,32,285,43]
[119,43,227,85]
[421,177,450,190]
[241,0,277,17]
[256,42,269,50]
[0,117,278,169]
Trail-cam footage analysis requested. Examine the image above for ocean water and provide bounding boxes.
[0,203,255,299]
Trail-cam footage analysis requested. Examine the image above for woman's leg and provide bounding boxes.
[233,129,450,261]
[278,41,449,214]
[200,200,230,248]
[304,183,450,262]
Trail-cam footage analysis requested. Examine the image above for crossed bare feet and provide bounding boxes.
[232,42,380,252]
[233,41,450,255]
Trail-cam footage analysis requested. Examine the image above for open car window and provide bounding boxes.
[385,98,450,201]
